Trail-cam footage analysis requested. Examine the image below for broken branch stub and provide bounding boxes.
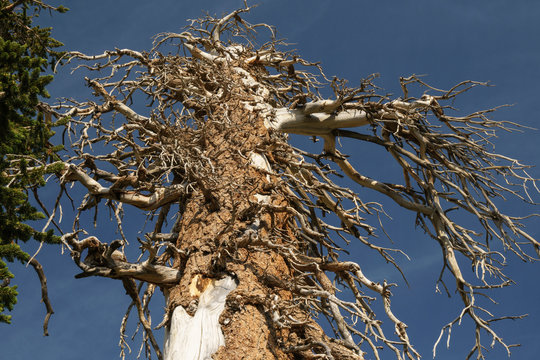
[39,5,539,360]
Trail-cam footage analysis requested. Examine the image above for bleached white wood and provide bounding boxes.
[164,276,237,360]
[249,152,272,172]
[268,108,370,135]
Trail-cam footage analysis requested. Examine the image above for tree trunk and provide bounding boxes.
[158,92,301,357]
[166,103,289,359]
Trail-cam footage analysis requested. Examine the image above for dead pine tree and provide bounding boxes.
[32,5,539,360]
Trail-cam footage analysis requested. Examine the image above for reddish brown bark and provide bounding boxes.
[165,99,291,358]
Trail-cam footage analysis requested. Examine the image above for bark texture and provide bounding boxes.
[165,103,297,359]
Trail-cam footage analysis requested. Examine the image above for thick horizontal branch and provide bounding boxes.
[269,107,370,135]
[75,260,182,284]
[61,163,187,210]
[62,234,181,285]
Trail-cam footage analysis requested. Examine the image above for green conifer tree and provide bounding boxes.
[0,0,66,330]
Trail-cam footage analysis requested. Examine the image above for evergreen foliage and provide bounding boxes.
[0,0,66,324]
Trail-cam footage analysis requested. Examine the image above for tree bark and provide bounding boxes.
[163,102,310,359]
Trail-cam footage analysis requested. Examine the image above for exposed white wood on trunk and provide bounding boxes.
[164,276,237,360]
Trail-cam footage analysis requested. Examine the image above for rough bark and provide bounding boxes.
[165,103,296,359]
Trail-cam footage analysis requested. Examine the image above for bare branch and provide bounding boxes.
[28,258,54,336]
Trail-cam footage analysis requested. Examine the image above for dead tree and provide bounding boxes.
[30,5,538,360]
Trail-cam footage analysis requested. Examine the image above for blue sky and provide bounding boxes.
[2,1,540,359]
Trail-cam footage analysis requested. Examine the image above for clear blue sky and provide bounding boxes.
[2,1,540,359]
